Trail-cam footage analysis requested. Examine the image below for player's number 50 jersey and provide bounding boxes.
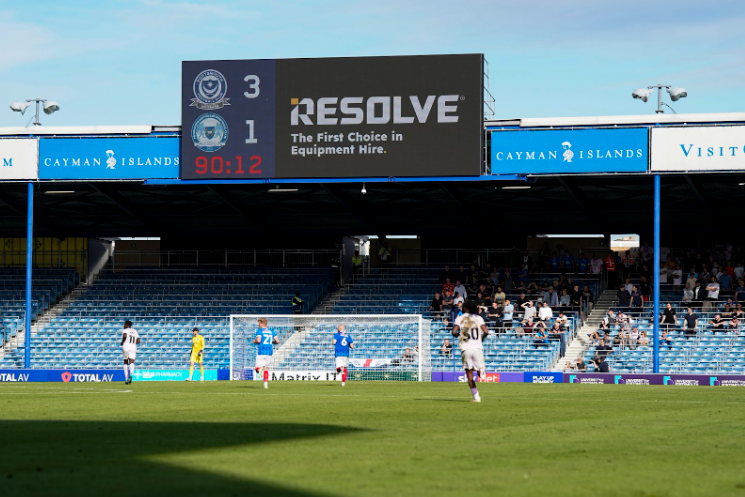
[454,314,485,351]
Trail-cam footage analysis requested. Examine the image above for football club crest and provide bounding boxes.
[192,113,229,152]
[191,69,230,110]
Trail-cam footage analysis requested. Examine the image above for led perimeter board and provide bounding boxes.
[181,54,484,179]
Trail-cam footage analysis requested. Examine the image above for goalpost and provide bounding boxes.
[229,314,431,382]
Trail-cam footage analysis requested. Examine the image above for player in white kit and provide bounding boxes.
[452,301,489,402]
[120,320,140,385]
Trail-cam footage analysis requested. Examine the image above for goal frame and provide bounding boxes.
[229,314,428,382]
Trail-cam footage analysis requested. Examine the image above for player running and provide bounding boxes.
[186,327,205,381]
[254,317,279,389]
[452,301,489,402]
[332,324,355,386]
[120,320,140,385]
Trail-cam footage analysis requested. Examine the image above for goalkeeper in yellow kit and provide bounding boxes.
[186,327,205,381]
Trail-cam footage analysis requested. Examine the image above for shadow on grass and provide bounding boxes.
[0,421,359,497]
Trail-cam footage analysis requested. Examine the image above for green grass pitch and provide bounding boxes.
[0,381,744,496]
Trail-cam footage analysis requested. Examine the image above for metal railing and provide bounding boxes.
[111,249,341,270]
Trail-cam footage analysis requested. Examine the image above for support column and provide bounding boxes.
[653,175,661,374]
[24,182,33,368]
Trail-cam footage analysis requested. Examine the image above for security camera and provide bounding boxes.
[668,87,687,102]
[631,88,653,102]
[361,183,367,195]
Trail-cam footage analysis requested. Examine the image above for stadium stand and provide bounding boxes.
[0,268,334,369]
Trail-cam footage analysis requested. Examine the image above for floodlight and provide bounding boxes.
[631,88,653,102]
[361,183,367,195]
[43,101,60,115]
[10,101,31,114]
[668,87,687,102]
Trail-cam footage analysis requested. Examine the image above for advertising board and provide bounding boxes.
[651,126,745,171]
[181,54,484,179]
[491,128,648,174]
[39,137,180,179]
[0,138,38,180]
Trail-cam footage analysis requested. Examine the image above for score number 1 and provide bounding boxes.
[244,75,260,144]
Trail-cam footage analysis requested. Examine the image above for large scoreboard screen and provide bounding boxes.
[181,54,484,179]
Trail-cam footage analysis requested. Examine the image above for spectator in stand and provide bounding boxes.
[686,272,698,291]
[439,265,455,284]
[487,302,501,326]
[709,313,726,333]
[704,276,720,310]
[453,280,467,302]
[549,322,566,357]
[590,253,603,274]
[503,270,514,291]
[627,326,639,350]
[631,285,643,309]
[549,252,561,272]
[521,300,537,322]
[538,301,553,322]
[684,307,698,339]
[639,331,650,347]
[692,280,706,308]
[729,315,741,331]
[543,287,559,307]
[660,329,673,350]
[622,250,635,280]
[467,277,480,299]
[574,356,587,372]
[428,292,444,320]
[682,283,694,303]
[494,286,506,307]
[517,264,530,286]
[559,289,571,310]
[556,310,569,332]
[672,264,683,290]
[640,275,651,304]
[564,360,576,372]
[475,293,489,318]
[591,339,613,370]
[502,299,514,332]
[623,278,634,295]
[442,278,454,296]
[660,303,677,330]
[736,278,745,303]
[402,347,415,365]
[456,265,469,285]
[617,285,632,313]
[489,267,500,286]
[516,292,529,309]
[599,310,615,332]
[439,339,452,358]
[735,261,744,281]
[719,269,733,291]
[473,249,486,269]
[605,251,618,288]
[520,316,535,337]
[561,250,575,273]
[582,285,594,315]
[532,325,549,348]
[577,253,590,274]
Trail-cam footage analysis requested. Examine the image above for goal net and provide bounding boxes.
[230,314,430,382]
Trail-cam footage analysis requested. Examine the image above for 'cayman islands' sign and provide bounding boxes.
[491,128,648,175]
[39,136,180,180]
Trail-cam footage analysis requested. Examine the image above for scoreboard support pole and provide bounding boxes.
[24,181,33,368]
[653,175,661,374]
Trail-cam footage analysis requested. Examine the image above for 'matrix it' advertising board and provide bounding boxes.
[0,138,38,180]
[39,137,180,179]
[491,128,648,174]
[181,54,484,179]
[651,126,745,172]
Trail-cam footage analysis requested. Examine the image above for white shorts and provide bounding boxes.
[122,349,136,361]
[255,355,272,369]
[461,349,485,371]
[335,356,349,369]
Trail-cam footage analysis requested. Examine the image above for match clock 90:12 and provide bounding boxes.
[194,155,263,175]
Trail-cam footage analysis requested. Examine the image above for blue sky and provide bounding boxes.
[1,0,743,126]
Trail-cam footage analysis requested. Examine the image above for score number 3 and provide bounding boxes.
[244,75,260,144]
